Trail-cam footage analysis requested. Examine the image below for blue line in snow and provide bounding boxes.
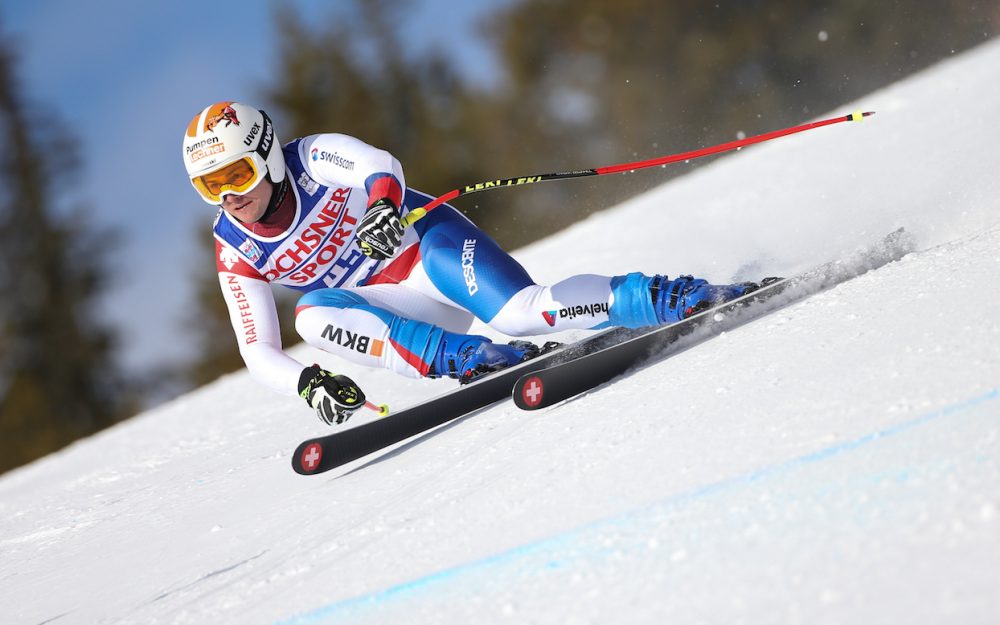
[275,388,999,625]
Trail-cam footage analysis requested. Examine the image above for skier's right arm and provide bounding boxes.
[216,239,303,396]
[215,240,367,425]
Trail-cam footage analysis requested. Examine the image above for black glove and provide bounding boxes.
[356,198,405,260]
[297,364,366,425]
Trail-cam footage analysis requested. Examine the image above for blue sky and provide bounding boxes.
[3,0,508,375]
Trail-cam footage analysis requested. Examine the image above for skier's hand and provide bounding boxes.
[356,199,404,260]
[297,364,367,426]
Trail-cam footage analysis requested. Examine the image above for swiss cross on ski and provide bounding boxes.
[300,443,323,473]
[521,376,544,408]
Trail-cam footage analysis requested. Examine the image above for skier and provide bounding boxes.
[182,101,760,426]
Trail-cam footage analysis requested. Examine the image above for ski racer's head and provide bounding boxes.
[182,101,286,223]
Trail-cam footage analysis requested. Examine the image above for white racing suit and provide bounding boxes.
[215,133,660,396]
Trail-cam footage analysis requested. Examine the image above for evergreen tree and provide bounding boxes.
[0,30,131,473]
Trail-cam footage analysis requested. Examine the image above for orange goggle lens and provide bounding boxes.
[191,157,261,203]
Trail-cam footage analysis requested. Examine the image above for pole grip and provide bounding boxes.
[400,207,427,228]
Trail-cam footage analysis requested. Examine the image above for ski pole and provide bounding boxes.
[400,110,873,229]
[365,400,390,417]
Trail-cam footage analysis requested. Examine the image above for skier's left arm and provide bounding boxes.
[299,133,407,260]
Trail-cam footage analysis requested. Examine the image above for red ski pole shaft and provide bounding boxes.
[401,110,873,229]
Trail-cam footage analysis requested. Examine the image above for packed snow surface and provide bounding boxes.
[3,39,1000,625]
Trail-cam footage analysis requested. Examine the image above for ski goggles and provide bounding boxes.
[189,154,266,204]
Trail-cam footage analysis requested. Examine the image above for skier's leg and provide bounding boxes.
[405,200,759,378]
[296,288,430,378]
[295,284,539,380]
[412,203,536,324]
[358,204,537,380]
[486,272,764,334]
[413,204,758,335]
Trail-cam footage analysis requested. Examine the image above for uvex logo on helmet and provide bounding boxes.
[205,104,240,132]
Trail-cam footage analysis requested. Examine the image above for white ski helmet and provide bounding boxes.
[182,101,285,205]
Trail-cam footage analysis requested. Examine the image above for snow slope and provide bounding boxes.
[3,40,999,625]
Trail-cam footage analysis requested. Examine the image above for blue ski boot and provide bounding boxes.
[432,333,543,384]
[651,275,762,323]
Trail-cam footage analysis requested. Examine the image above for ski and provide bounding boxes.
[512,228,913,410]
[292,229,911,475]
[292,320,642,475]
